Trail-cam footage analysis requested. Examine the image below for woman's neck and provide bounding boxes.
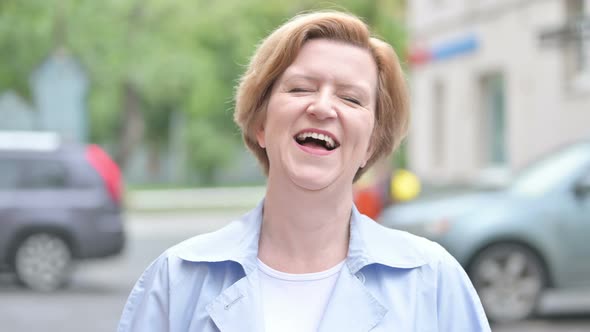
[257,174,353,273]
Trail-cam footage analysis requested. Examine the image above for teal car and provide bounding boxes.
[379,141,590,322]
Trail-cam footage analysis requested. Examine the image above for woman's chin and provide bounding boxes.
[287,171,337,192]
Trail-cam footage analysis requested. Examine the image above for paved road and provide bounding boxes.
[1,210,589,332]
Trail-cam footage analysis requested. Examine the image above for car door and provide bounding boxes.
[565,167,590,286]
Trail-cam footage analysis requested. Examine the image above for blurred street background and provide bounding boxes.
[1,203,589,331]
[1,0,590,331]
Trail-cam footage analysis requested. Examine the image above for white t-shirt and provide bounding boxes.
[257,258,345,332]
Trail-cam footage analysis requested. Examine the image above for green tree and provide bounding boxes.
[0,0,407,185]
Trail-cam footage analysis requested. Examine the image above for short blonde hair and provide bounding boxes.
[234,11,409,181]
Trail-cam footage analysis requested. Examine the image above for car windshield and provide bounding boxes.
[509,142,590,197]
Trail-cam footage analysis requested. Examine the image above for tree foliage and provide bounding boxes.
[0,0,407,184]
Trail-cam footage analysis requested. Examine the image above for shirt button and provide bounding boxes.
[355,272,365,284]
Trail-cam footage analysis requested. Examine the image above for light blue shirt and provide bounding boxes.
[118,201,491,331]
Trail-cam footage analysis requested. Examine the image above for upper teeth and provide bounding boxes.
[297,132,336,149]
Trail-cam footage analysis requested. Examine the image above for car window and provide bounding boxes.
[0,158,22,189]
[510,142,590,197]
[21,159,68,189]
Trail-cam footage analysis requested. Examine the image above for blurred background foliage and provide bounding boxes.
[0,0,407,185]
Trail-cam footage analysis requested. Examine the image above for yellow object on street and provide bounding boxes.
[390,169,421,202]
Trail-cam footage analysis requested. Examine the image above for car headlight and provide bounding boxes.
[422,217,452,237]
[382,215,453,238]
[402,217,452,238]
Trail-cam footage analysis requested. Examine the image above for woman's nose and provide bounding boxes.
[306,91,337,120]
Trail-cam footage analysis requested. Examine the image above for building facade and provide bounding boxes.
[407,0,590,186]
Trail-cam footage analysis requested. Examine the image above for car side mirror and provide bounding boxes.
[574,183,590,198]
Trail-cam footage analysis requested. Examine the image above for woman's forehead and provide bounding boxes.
[280,40,377,88]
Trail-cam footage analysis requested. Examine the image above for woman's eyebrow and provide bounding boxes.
[281,72,373,99]
[336,83,372,99]
[285,74,368,90]
[281,74,318,83]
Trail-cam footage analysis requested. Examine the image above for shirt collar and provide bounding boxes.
[346,204,429,273]
[173,200,263,275]
[174,199,428,275]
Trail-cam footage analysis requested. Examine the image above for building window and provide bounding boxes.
[432,81,446,167]
[479,73,507,167]
[564,0,590,91]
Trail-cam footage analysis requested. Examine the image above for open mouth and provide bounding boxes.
[294,131,340,151]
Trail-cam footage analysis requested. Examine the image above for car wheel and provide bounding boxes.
[13,232,73,292]
[469,243,546,323]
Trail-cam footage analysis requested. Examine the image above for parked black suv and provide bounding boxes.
[0,132,125,291]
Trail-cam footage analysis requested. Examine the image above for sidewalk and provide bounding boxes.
[126,186,266,212]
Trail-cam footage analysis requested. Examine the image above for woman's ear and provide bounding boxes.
[256,126,266,148]
[360,157,369,169]
[360,140,376,168]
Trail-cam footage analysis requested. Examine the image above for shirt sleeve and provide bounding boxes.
[117,254,171,332]
[434,244,492,332]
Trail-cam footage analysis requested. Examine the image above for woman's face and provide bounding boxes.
[256,38,377,191]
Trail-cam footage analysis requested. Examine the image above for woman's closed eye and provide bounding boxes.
[288,87,314,93]
[341,95,362,106]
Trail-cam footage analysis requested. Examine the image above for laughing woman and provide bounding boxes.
[118,11,491,332]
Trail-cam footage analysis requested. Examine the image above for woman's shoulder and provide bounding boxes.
[358,215,481,300]
[134,218,253,291]
[144,209,262,280]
